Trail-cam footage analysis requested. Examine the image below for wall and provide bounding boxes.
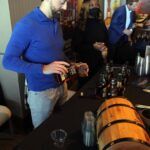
[8,0,41,27]
[0,0,12,53]
[0,0,41,53]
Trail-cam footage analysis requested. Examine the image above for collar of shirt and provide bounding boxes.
[125,5,132,29]
[125,5,132,13]
[34,7,57,23]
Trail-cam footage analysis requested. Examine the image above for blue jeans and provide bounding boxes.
[27,83,68,128]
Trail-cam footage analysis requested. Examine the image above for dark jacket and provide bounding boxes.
[72,18,108,76]
[108,5,135,44]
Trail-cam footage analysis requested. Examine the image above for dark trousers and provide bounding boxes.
[108,37,137,65]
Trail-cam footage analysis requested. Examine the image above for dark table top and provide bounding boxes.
[14,71,150,150]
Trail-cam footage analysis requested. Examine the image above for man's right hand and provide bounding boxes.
[42,61,70,75]
[123,29,133,36]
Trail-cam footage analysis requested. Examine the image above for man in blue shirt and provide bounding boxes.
[3,0,89,128]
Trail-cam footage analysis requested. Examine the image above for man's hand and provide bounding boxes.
[101,48,108,62]
[43,61,70,75]
[123,29,133,36]
[75,63,89,77]
[93,42,108,61]
[93,42,106,51]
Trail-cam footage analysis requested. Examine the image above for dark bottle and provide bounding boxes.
[101,86,108,99]
[105,63,113,74]
[55,73,68,84]
[117,73,126,96]
[55,64,77,84]
[121,64,130,86]
[96,74,108,98]
[108,78,118,98]
[109,60,114,67]
[104,63,113,84]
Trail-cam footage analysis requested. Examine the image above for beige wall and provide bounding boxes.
[9,0,41,28]
[0,0,41,53]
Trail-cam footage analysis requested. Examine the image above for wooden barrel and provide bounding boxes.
[96,97,150,150]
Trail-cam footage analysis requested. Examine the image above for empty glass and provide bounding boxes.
[145,46,150,75]
[145,45,150,56]
[137,57,145,76]
[145,55,150,75]
[51,129,67,148]
[82,111,96,147]
[135,53,141,74]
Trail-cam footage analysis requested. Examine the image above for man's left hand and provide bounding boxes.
[123,29,133,36]
[75,63,89,77]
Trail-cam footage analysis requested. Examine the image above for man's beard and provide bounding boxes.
[53,11,60,19]
[52,9,61,18]
[51,4,62,18]
[51,6,64,19]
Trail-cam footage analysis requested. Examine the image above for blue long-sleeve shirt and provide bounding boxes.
[3,7,66,91]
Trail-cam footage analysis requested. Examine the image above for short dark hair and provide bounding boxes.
[41,0,44,1]
[83,0,90,2]
[126,0,139,5]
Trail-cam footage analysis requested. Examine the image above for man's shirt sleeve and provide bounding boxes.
[3,22,43,75]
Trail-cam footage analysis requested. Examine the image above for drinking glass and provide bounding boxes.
[82,111,96,147]
[51,129,67,148]
[137,57,145,76]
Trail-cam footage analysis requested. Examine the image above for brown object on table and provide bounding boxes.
[96,97,150,150]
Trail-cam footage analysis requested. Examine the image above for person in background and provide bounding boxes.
[72,0,108,88]
[108,0,138,65]
[3,0,89,128]
[136,0,150,14]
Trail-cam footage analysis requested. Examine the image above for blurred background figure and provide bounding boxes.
[108,0,138,65]
[72,0,108,88]
[136,0,150,14]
